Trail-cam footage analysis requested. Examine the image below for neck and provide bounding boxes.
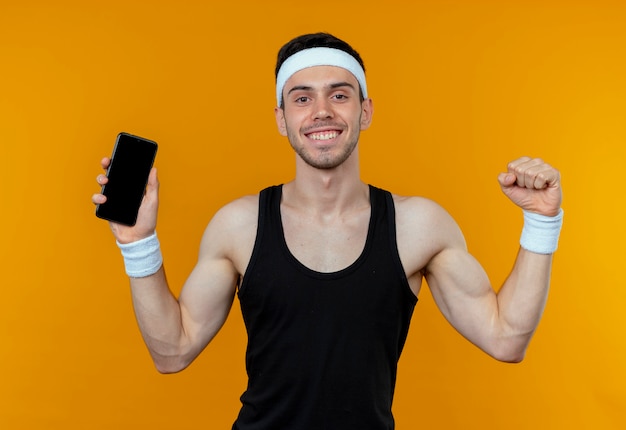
[284,151,368,215]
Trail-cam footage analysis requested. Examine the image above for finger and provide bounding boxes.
[518,161,556,190]
[532,165,559,189]
[100,157,111,170]
[506,156,532,174]
[96,173,108,185]
[521,164,559,190]
[530,167,551,189]
[92,193,107,205]
[508,157,545,189]
[520,163,543,189]
[506,157,532,188]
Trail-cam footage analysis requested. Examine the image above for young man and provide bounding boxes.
[93,33,563,429]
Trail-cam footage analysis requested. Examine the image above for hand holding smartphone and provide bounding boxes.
[96,132,158,226]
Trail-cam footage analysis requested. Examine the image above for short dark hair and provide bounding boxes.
[275,33,367,107]
[275,32,366,78]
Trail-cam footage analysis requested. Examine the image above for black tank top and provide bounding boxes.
[233,185,417,430]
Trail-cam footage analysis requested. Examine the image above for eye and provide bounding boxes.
[332,93,348,101]
[295,96,310,103]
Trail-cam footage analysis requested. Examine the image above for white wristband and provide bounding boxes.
[117,232,163,278]
[520,209,564,254]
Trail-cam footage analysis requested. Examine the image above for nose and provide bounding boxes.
[312,97,333,120]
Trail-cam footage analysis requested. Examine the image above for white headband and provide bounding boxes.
[275,47,368,106]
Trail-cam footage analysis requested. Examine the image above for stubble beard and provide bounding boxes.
[286,120,361,170]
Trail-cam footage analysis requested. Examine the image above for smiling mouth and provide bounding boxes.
[305,130,341,141]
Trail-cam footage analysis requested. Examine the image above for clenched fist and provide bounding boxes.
[498,157,562,217]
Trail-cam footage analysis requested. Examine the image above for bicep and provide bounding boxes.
[424,237,498,350]
[176,207,246,355]
[178,253,239,348]
[397,195,501,351]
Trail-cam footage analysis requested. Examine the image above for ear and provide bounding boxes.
[274,107,288,136]
[360,98,374,130]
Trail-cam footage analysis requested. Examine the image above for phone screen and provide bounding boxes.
[96,132,158,226]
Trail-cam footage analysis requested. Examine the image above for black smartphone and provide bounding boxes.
[96,132,158,226]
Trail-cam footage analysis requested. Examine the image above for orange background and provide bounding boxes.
[1,0,625,428]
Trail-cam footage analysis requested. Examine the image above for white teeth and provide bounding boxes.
[308,131,339,141]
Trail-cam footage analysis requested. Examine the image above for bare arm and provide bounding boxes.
[93,159,249,373]
[129,214,240,373]
[406,157,562,362]
[424,238,552,362]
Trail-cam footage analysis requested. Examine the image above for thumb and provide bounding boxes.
[147,167,159,191]
[142,168,160,208]
[498,172,516,188]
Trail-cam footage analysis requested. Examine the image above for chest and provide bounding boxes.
[280,206,370,273]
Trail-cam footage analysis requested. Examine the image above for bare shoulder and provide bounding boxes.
[391,194,466,276]
[199,193,259,275]
[211,194,259,230]
[392,194,460,236]
[392,194,446,220]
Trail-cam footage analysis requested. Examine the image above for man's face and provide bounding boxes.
[275,65,373,170]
